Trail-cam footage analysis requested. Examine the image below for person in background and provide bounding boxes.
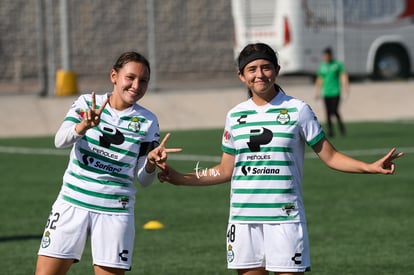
[314,47,349,137]
[158,43,403,275]
[35,51,180,275]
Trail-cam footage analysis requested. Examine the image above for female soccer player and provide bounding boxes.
[35,51,180,275]
[158,43,403,275]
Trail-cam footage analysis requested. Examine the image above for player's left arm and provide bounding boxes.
[312,138,403,174]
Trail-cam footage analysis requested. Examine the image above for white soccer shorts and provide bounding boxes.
[226,223,311,272]
[37,198,135,270]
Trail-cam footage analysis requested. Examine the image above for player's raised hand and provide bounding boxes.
[76,92,109,135]
[84,91,109,128]
[147,133,182,171]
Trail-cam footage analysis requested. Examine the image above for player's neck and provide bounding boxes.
[251,87,278,106]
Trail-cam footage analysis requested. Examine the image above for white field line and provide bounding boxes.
[0,146,412,162]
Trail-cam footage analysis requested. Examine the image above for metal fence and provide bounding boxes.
[0,0,236,95]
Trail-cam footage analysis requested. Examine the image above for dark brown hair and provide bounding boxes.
[112,51,151,77]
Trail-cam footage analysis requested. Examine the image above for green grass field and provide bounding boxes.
[0,121,413,274]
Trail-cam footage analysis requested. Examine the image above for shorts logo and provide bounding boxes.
[291,252,302,264]
[119,250,129,262]
[41,231,51,248]
[227,244,235,263]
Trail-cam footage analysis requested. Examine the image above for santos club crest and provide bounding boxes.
[128,117,141,132]
[276,109,290,124]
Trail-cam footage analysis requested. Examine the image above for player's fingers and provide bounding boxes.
[154,148,182,163]
[165,148,183,153]
[389,163,396,174]
[156,162,167,170]
[159,133,171,147]
[387,148,397,156]
[379,148,395,162]
[86,109,92,121]
[382,162,395,174]
[91,91,96,110]
[98,97,109,113]
[390,151,404,161]
[157,172,166,182]
[384,149,404,163]
[158,173,171,183]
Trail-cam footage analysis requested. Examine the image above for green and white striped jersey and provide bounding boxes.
[222,91,325,224]
[56,93,160,215]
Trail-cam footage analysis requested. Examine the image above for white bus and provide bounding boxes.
[231,0,414,79]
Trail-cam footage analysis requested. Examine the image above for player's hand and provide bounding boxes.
[371,148,404,174]
[85,91,109,127]
[157,164,180,184]
[76,92,109,135]
[147,133,182,171]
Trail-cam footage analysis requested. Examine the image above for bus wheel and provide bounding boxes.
[373,45,410,80]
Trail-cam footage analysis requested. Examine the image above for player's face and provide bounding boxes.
[110,61,150,108]
[238,59,279,97]
[323,52,332,62]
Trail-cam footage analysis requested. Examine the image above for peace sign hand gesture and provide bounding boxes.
[146,133,182,172]
[75,92,109,135]
[371,148,404,175]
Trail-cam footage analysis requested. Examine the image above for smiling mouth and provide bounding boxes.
[127,89,140,96]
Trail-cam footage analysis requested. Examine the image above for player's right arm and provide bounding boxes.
[158,152,235,186]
